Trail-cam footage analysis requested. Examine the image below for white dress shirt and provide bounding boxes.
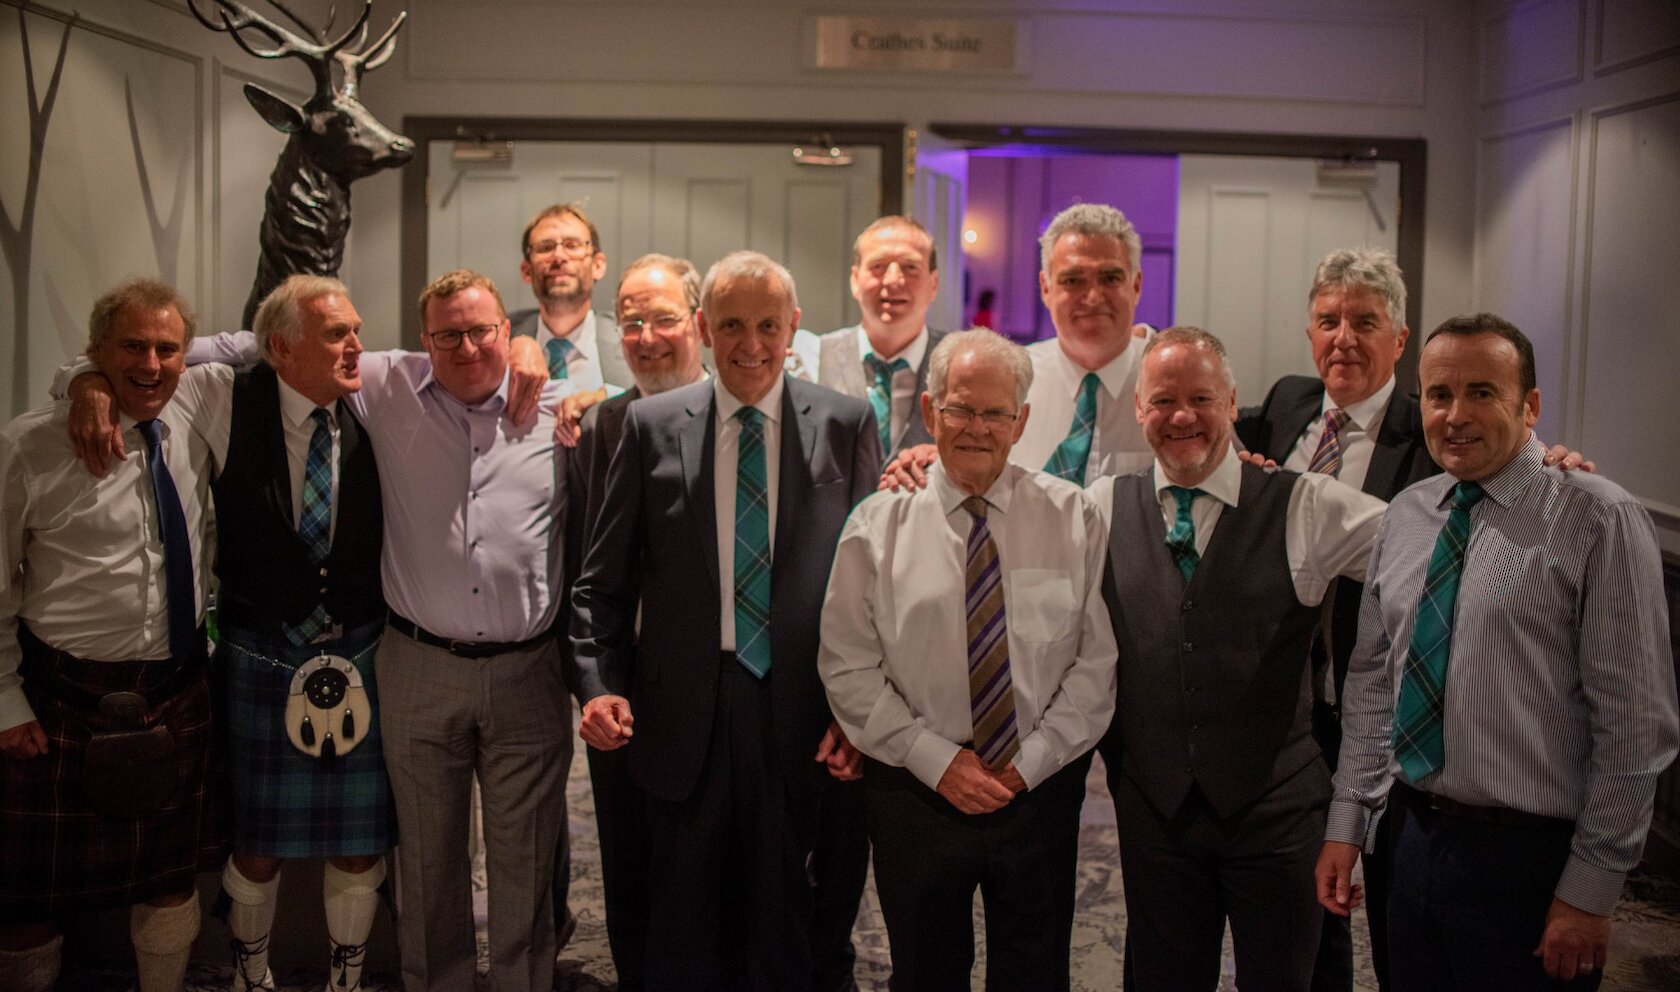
[1013,336,1153,484]
[1280,376,1398,492]
[818,461,1118,791]
[534,309,608,394]
[713,377,784,653]
[1,365,230,729]
[857,325,929,451]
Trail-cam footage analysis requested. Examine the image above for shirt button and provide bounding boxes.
[1181,600,1192,611]
[472,587,480,594]
[1182,642,1193,652]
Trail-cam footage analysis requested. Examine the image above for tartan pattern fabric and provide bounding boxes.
[545,337,576,379]
[863,352,909,457]
[733,407,773,677]
[219,622,395,859]
[1164,486,1204,582]
[1306,408,1352,477]
[0,641,224,920]
[136,419,198,661]
[963,497,1020,771]
[1043,372,1101,484]
[284,409,334,647]
[1392,480,1486,782]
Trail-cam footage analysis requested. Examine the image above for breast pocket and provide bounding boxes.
[1005,569,1076,645]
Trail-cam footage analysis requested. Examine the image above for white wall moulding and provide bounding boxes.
[1593,0,1680,76]
[1480,0,1585,105]
[809,15,1023,74]
[1580,90,1680,513]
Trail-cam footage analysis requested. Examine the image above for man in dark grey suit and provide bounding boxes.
[571,251,880,992]
[564,253,707,992]
[1234,248,1435,992]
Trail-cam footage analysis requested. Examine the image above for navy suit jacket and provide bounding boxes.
[570,376,880,805]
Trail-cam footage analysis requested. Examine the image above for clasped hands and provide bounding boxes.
[936,748,1025,814]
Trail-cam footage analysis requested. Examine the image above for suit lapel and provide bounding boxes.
[680,389,721,599]
[1272,381,1323,462]
[1363,389,1415,497]
[774,377,815,574]
[901,328,944,450]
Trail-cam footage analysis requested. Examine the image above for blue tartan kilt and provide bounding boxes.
[217,617,395,859]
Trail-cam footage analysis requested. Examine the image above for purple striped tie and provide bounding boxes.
[963,496,1020,771]
[1307,408,1351,477]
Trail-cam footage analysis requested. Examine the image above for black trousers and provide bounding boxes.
[810,777,869,992]
[1385,785,1600,992]
[642,662,814,992]
[584,741,651,991]
[1111,762,1328,992]
[864,755,1086,992]
[1310,699,1356,992]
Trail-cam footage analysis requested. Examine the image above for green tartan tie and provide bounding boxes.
[1044,372,1100,484]
[1392,481,1485,781]
[284,408,334,646]
[863,352,910,457]
[1164,485,1204,582]
[733,407,773,677]
[545,337,576,379]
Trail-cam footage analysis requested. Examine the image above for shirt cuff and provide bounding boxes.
[0,684,38,734]
[1325,797,1381,852]
[1012,732,1052,790]
[904,730,963,792]
[1554,855,1626,918]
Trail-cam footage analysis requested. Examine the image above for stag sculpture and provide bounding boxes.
[190,0,415,327]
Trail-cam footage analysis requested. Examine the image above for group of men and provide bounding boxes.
[0,197,1674,992]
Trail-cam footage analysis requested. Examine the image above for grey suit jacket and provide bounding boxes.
[570,376,881,805]
[509,308,634,389]
[817,325,947,455]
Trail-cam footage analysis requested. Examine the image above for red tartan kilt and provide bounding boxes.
[0,642,227,922]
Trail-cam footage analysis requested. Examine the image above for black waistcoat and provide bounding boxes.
[1105,463,1322,818]
[212,364,384,633]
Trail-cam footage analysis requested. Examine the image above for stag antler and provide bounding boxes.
[338,9,407,97]
[187,0,395,96]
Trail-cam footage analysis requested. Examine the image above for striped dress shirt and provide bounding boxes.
[1328,436,1679,916]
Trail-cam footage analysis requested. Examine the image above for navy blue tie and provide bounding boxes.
[136,420,198,660]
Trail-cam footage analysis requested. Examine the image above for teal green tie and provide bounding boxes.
[1044,373,1101,484]
[1164,486,1204,582]
[545,337,576,379]
[1392,481,1485,782]
[863,352,910,456]
[733,407,773,677]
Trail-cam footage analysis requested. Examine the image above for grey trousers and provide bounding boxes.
[377,626,572,992]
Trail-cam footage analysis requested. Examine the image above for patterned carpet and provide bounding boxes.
[58,746,1680,991]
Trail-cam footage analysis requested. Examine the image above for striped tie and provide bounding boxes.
[1043,373,1101,484]
[1164,486,1204,583]
[545,337,576,380]
[863,352,910,457]
[1307,408,1351,476]
[285,408,334,646]
[963,497,1020,771]
[1392,481,1485,781]
[733,407,773,677]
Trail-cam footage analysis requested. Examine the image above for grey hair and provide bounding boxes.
[1038,202,1142,274]
[88,277,197,349]
[927,328,1034,408]
[617,254,701,312]
[1139,325,1237,392]
[254,274,349,361]
[1310,248,1407,332]
[700,251,799,312]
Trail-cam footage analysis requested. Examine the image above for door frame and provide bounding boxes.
[400,116,907,344]
[929,123,1427,389]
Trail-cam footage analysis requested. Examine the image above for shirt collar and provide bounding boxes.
[277,374,333,429]
[713,374,785,427]
[1324,375,1397,433]
[1439,433,1543,509]
[930,460,1019,517]
[1151,442,1241,508]
[1052,333,1141,399]
[857,324,929,372]
[419,366,510,412]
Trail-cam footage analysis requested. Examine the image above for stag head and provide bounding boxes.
[191,0,415,182]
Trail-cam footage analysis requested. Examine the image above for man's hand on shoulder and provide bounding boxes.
[555,388,608,448]
[66,371,123,478]
[1535,897,1610,981]
[1540,442,1595,474]
[879,443,938,493]
[579,694,634,751]
[0,720,48,760]
[505,336,548,428]
[935,748,1017,814]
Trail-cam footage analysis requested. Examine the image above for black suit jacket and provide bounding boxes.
[570,376,880,806]
[1235,374,1440,696]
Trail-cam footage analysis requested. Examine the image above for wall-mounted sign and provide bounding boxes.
[811,16,1022,74]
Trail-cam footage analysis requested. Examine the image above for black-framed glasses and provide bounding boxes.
[936,403,1019,430]
[526,238,596,260]
[617,310,693,339]
[426,323,502,350]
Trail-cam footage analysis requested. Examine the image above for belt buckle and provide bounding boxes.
[447,637,476,656]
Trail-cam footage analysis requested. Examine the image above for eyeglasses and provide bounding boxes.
[617,310,693,339]
[936,404,1019,430]
[426,323,502,350]
[526,238,595,260]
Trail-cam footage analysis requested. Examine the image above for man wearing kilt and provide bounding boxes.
[0,279,222,992]
[56,275,396,991]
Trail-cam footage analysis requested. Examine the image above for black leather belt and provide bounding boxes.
[388,613,551,660]
[1396,782,1571,831]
